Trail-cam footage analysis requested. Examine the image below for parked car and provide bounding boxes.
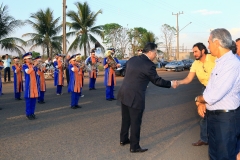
[161,60,169,67]
[165,61,185,72]
[115,60,127,77]
[182,59,194,69]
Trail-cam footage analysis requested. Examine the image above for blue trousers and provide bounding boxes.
[106,85,114,99]
[71,92,81,107]
[15,92,21,99]
[200,86,208,143]
[200,116,208,143]
[56,85,62,94]
[25,98,36,116]
[89,78,96,89]
[207,108,240,160]
[38,91,45,102]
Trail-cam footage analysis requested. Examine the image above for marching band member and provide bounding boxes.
[68,55,83,109]
[12,56,23,100]
[0,60,4,97]
[22,52,39,120]
[85,49,99,90]
[54,54,64,95]
[103,48,121,101]
[33,56,46,104]
[0,60,2,110]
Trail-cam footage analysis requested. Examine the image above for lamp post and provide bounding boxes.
[62,0,67,55]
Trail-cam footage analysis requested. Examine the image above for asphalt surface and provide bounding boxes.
[0,70,208,160]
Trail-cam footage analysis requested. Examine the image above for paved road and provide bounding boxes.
[0,70,208,160]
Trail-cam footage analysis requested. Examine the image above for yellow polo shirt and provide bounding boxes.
[190,54,216,86]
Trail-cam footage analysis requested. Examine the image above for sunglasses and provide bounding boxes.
[202,64,207,73]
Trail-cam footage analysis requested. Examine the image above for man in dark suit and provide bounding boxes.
[117,42,175,153]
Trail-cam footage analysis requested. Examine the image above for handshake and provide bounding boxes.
[171,80,180,89]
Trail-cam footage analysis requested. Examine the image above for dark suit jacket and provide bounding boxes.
[117,54,171,110]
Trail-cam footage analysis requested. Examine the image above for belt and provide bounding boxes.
[207,107,239,115]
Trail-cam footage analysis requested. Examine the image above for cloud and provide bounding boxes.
[229,28,240,39]
[193,9,222,15]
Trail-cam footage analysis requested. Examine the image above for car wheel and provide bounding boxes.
[182,67,184,71]
[121,70,125,77]
[175,67,178,72]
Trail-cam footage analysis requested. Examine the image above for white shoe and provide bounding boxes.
[81,95,84,97]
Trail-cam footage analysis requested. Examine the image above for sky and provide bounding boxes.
[1,0,240,56]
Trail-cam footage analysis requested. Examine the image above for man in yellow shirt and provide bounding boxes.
[176,42,216,146]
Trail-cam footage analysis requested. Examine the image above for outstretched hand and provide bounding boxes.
[171,80,178,89]
[171,80,180,89]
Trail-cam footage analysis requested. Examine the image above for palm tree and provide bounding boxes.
[0,4,25,56]
[23,8,62,58]
[139,31,158,49]
[66,2,104,58]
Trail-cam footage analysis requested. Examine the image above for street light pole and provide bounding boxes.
[62,0,66,55]
[172,11,183,60]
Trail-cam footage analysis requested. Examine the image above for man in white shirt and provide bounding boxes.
[2,54,11,82]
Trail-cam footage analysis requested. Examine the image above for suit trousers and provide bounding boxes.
[120,103,144,150]
[207,107,240,160]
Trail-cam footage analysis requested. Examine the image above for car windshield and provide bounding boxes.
[170,61,178,65]
[118,60,127,65]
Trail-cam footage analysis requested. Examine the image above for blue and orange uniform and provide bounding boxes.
[103,49,120,101]
[22,52,39,120]
[34,56,46,103]
[85,51,99,90]
[12,57,23,100]
[0,60,4,96]
[54,55,64,95]
[68,55,83,109]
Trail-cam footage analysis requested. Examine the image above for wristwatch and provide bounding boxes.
[195,96,198,102]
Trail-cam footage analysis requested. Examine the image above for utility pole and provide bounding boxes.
[172,11,183,60]
[62,0,67,55]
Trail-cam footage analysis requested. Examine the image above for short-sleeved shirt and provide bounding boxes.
[3,58,11,68]
[190,54,216,86]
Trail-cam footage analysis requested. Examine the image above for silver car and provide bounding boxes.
[165,61,185,72]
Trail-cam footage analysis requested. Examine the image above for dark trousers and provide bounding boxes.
[38,91,45,102]
[65,68,69,85]
[15,92,21,99]
[4,67,10,82]
[71,92,81,107]
[56,85,62,94]
[207,108,240,160]
[89,78,96,89]
[120,103,144,150]
[25,98,36,116]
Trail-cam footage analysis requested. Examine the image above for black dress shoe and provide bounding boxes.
[38,101,45,104]
[111,98,117,100]
[106,99,112,101]
[26,115,34,120]
[71,106,77,109]
[31,114,37,119]
[120,139,130,146]
[92,88,96,90]
[75,105,82,108]
[89,88,93,90]
[15,98,22,100]
[130,148,148,153]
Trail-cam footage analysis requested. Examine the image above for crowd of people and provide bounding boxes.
[0,28,240,159]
